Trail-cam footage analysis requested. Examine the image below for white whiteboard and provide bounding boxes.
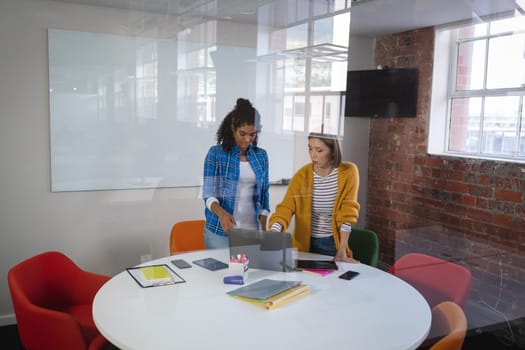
[48,29,294,191]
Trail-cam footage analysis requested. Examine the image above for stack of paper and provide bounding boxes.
[140,266,172,283]
[227,279,310,310]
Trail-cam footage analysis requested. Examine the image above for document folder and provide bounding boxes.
[227,279,310,310]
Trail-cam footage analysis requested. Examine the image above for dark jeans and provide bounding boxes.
[310,236,336,256]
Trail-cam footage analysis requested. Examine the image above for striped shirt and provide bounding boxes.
[311,168,338,237]
[271,167,351,235]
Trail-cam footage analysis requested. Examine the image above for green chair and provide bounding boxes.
[348,228,379,267]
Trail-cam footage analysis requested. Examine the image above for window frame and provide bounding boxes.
[428,16,525,164]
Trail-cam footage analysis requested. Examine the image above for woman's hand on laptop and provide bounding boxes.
[211,202,237,233]
[218,210,237,232]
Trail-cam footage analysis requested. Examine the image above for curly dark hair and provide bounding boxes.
[216,98,260,151]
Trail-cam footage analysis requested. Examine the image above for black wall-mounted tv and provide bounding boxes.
[344,68,419,118]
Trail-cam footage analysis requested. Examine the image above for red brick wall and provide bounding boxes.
[367,27,525,320]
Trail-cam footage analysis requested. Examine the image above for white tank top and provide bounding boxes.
[233,161,258,229]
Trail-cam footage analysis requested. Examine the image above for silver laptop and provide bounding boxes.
[228,228,295,272]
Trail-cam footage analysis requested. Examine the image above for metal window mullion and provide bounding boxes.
[321,94,326,133]
[482,35,490,92]
[516,95,524,156]
[304,3,314,133]
[338,92,344,136]
[444,92,451,152]
[457,31,515,46]
[445,35,460,153]
[477,96,486,155]
[477,35,492,156]
[291,94,296,131]
[452,87,525,98]
[304,59,312,133]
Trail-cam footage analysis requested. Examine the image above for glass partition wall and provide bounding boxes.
[3,1,523,348]
[48,0,351,191]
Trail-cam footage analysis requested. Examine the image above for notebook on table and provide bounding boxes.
[226,279,310,310]
[228,228,295,272]
[296,259,338,270]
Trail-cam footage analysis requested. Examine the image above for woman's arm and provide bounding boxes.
[210,201,237,233]
[202,147,219,202]
[203,147,236,232]
[259,214,268,231]
[255,149,270,231]
[335,162,360,226]
[334,163,360,262]
[334,229,359,263]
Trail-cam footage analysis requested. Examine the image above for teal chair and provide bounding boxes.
[348,228,379,267]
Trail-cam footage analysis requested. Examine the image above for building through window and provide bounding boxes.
[429,14,525,163]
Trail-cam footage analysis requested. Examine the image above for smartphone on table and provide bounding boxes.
[192,258,229,271]
[339,270,360,280]
[171,259,192,269]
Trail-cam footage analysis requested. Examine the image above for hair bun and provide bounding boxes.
[236,98,252,108]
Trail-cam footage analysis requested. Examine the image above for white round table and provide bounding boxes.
[93,249,431,350]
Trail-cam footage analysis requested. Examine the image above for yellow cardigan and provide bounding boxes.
[268,162,360,255]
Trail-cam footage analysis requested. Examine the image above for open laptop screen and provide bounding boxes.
[228,228,295,272]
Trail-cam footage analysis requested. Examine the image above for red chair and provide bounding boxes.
[7,251,112,350]
[388,253,471,309]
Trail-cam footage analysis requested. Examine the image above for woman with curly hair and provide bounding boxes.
[202,98,270,249]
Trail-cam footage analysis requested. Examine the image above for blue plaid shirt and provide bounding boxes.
[203,144,270,237]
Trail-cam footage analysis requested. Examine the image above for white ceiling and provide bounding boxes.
[48,0,522,37]
[350,0,520,37]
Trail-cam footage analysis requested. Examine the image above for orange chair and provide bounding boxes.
[169,219,206,255]
[420,301,467,350]
[7,251,112,350]
[388,253,471,309]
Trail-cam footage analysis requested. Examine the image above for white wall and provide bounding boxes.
[0,0,375,324]
[343,35,375,228]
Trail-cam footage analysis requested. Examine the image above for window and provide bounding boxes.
[177,21,217,125]
[259,2,350,137]
[429,15,525,162]
[135,41,158,121]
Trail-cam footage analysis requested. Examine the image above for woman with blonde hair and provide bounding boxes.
[269,133,360,262]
